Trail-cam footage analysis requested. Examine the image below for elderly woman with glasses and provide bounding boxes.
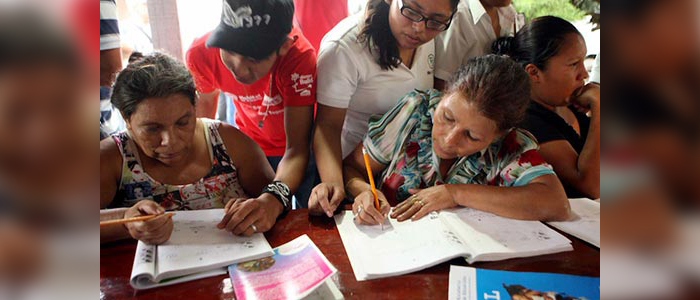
[310,0,459,217]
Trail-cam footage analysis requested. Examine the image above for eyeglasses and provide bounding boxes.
[398,0,453,31]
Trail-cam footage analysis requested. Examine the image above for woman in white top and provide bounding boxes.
[310,0,459,217]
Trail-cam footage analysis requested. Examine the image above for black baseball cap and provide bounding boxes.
[206,0,294,60]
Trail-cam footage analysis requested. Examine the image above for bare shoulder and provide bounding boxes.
[100,137,123,168]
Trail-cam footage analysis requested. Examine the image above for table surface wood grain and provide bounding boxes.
[100,209,600,299]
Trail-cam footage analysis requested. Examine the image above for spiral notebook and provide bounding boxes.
[129,209,274,290]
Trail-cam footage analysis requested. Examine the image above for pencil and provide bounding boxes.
[362,147,382,228]
[100,212,175,227]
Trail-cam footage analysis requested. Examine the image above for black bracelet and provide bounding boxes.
[262,181,291,215]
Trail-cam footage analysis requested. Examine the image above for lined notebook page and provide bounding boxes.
[547,198,600,247]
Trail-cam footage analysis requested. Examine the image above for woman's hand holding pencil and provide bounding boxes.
[107,200,174,245]
[352,147,390,226]
[352,189,390,225]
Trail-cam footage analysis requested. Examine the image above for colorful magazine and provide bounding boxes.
[449,266,600,300]
[228,234,340,300]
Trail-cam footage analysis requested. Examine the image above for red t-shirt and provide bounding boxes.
[293,0,348,51]
[186,27,316,156]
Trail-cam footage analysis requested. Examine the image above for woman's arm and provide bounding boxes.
[218,124,281,235]
[218,124,276,199]
[447,174,570,221]
[394,174,570,222]
[308,104,348,216]
[99,138,131,243]
[311,40,361,216]
[539,84,600,198]
[274,105,313,196]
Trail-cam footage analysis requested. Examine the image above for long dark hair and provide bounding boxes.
[492,16,581,70]
[358,0,459,70]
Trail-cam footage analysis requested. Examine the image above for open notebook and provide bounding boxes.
[130,209,273,290]
[335,208,572,281]
[547,198,600,248]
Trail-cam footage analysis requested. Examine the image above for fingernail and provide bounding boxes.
[326,211,332,217]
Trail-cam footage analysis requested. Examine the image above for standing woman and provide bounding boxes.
[493,16,600,199]
[310,0,459,216]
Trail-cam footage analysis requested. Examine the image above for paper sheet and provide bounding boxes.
[442,208,572,262]
[130,209,273,289]
[334,211,465,280]
[547,198,600,248]
[157,209,272,275]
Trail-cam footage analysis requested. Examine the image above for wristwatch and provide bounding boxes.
[262,181,291,217]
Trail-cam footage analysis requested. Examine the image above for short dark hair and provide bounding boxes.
[358,0,459,71]
[446,54,531,131]
[492,15,581,70]
[111,52,196,120]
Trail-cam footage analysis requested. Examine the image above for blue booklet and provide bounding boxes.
[449,266,599,300]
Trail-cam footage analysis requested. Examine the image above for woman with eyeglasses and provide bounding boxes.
[309,0,459,217]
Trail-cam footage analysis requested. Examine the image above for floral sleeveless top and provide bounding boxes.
[111,119,247,210]
[363,89,555,204]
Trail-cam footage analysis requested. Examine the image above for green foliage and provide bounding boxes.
[570,0,600,30]
[513,0,585,22]
[513,0,599,30]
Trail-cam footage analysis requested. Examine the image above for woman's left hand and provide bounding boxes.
[390,185,458,221]
[217,193,283,236]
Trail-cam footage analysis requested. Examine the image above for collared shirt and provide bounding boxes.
[317,14,436,158]
[434,0,523,80]
[363,89,555,204]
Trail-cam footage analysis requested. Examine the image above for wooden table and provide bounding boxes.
[100,209,600,299]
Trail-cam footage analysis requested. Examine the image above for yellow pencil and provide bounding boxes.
[362,147,383,228]
[100,212,174,227]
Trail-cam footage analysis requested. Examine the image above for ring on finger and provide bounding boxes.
[250,224,258,233]
[357,204,364,216]
[411,197,423,206]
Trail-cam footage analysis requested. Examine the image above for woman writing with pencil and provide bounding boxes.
[345,55,570,224]
[100,53,285,245]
